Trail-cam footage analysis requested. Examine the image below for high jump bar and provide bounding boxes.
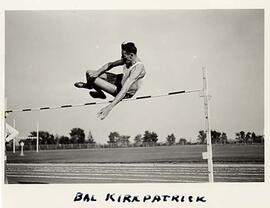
[5,89,202,114]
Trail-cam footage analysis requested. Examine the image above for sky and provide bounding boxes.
[4,10,264,144]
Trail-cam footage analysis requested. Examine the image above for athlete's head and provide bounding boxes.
[121,42,137,63]
[121,42,137,54]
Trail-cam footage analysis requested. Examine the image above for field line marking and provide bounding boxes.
[7,174,205,183]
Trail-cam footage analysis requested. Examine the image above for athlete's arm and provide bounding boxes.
[97,64,145,120]
[92,59,124,78]
[111,65,145,106]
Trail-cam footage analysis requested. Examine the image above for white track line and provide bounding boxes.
[6,163,264,167]
[7,174,204,183]
[6,168,264,176]
[6,163,264,183]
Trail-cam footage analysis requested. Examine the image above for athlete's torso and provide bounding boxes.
[122,60,146,94]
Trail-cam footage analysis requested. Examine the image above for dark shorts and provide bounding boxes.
[105,72,123,93]
[105,72,134,98]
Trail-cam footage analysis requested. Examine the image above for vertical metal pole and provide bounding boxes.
[13,119,16,153]
[4,97,8,184]
[36,121,39,152]
[202,67,214,183]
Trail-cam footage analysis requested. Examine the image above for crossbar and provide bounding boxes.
[5,89,202,114]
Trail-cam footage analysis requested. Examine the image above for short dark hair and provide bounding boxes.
[121,42,137,54]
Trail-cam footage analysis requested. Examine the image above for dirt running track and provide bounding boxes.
[6,163,264,183]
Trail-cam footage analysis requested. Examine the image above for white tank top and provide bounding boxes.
[122,61,145,94]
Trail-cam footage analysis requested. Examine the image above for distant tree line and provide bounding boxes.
[23,128,96,146]
[235,131,264,144]
[108,130,159,147]
[106,131,192,147]
[197,130,264,144]
[15,127,264,149]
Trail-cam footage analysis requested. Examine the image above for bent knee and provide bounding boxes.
[86,70,95,76]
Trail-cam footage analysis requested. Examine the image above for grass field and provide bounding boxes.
[7,144,264,163]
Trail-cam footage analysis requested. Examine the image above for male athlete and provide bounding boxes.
[74,42,146,120]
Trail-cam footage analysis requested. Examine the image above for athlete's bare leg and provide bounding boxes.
[74,70,118,99]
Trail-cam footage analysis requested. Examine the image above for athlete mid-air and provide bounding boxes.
[74,42,146,120]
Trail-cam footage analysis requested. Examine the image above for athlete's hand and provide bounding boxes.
[89,71,100,80]
[86,70,100,82]
[97,105,113,120]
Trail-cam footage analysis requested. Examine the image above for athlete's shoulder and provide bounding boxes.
[136,61,145,72]
[109,59,125,68]
[134,59,144,68]
[131,62,146,77]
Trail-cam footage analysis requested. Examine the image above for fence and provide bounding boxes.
[5,141,264,152]
[5,142,180,152]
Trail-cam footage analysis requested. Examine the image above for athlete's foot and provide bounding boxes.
[74,82,87,88]
[74,82,93,89]
[89,91,107,99]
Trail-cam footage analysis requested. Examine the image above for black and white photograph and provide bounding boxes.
[4,9,264,184]
[1,1,270,208]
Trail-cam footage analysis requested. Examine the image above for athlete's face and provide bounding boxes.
[121,50,134,63]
